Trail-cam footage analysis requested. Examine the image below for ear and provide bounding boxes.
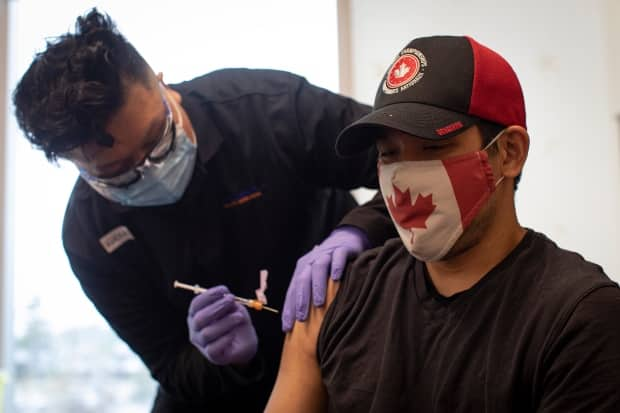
[156,72,182,104]
[163,85,182,105]
[498,125,529,181]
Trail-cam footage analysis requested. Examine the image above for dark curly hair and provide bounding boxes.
[13,8,152,161]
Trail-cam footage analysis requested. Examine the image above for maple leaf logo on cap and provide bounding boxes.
[386,184,436,230]
[387,55,420,89]
[382,48,427,95]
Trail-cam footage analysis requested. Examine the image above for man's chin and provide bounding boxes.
[440,237,475,261]
[441,216,492,261]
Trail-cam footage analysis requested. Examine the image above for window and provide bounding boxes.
[3,1,339,411]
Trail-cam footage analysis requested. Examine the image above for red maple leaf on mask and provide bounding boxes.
[386,184,436,230]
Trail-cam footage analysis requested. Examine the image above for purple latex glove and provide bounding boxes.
[187,285,258,366]
[281,225,370,332]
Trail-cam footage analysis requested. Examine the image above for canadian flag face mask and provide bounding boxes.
[378,132,505,262]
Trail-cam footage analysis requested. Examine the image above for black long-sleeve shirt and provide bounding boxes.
[319,231,620,412]
[62,69,395,412]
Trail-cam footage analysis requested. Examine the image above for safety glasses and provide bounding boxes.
[80,85,177,188]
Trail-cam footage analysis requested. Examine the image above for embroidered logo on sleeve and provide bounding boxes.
[223,187,263,209]
[99,226,135,253]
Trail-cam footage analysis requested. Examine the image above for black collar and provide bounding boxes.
[171,84,223,165]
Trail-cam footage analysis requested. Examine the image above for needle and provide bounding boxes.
[173,280,279,314]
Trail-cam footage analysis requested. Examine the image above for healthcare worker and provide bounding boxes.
[12,9,392,412]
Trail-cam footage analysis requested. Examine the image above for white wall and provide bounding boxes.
[347,0,620,279]
[606,0,620,116]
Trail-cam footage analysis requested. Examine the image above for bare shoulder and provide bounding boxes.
[287,278,340,356]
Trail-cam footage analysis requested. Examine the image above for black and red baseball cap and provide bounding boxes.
[336,35,527,156]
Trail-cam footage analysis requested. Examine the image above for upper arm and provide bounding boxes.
[538,286,620,412]
[265,279,340,413]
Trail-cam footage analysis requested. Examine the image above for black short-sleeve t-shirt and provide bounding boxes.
[317,230,620,413]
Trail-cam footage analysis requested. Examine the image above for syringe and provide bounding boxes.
[173,280,279,314]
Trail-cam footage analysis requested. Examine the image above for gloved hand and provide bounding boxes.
[187,285,258,366]
[281,225,370,332]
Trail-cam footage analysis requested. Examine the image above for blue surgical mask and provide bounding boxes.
[83,97,198,207]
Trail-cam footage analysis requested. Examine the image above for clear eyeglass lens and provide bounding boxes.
[81,88,175,188]
[149,116,175,161]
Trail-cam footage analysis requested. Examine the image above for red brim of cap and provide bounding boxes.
[335,102,479,157]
